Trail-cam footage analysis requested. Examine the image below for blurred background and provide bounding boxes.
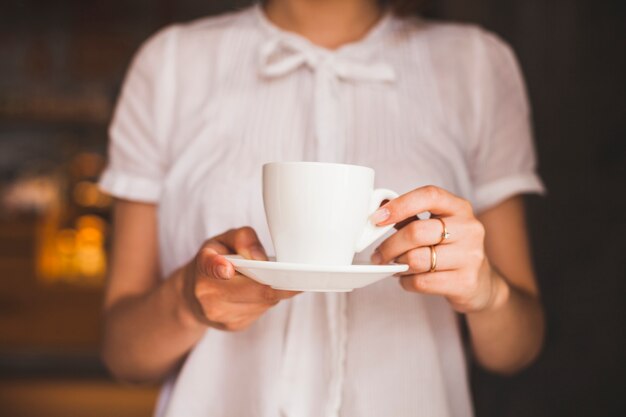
[0,0,624,416]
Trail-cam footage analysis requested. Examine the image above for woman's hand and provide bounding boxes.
[371,185,504,313]
[182,226,299,331]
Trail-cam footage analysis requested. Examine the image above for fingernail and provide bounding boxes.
[370,207,390,224]
[371,250,382,265]
[216,264,231,279]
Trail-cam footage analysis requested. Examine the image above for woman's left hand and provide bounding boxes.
[370,185,503,313]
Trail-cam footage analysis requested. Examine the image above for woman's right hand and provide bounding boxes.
[181,227,299,331]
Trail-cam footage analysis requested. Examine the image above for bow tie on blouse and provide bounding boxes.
[259,36,396,163]
[258,37,396,417]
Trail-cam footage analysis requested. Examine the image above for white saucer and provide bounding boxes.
[224,255,408,292]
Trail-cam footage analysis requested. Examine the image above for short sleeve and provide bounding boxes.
[99,26,178,203]
[468,30,545,213]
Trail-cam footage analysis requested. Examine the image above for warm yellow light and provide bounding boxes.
[76,215,107,234]
[55,229,77,255]
[36,215,108,285]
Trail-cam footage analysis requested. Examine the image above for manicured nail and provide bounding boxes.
[216,264,231,279]
[370,207,390,224]
[371,250,382,265]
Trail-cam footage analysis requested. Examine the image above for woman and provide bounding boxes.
[99,0,545,416]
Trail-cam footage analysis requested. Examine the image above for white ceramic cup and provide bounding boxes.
[263,162,399,265]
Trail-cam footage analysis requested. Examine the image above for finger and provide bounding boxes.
[222,273,300,304]
[395,244,462,275]
[394,215,419,231]
[197,247,298,299]
[216,227,268,261]
[202,239,230,255]
[399,270,460,295]
[223,316,261,332]
[196,247,234,280]
[372,217,460,264]
[221,316,262,332]
[371,185,473,226]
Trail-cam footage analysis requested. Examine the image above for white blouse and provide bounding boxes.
[99,4,544,417]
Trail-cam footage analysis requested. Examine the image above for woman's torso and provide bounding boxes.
[154,6,479,417]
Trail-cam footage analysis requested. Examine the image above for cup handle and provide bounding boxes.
[355,188,399,252]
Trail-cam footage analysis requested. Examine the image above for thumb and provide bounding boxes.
[197,247,233,280]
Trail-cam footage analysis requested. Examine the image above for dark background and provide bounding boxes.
[0,1,624,416]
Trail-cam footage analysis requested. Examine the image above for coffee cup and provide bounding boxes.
[262,162,398,265]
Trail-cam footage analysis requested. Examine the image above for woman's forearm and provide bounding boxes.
[101,267,206,384]
[466,268,545,374]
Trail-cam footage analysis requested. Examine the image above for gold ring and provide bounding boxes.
[434,217,450,245]
[429,245,437,272]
